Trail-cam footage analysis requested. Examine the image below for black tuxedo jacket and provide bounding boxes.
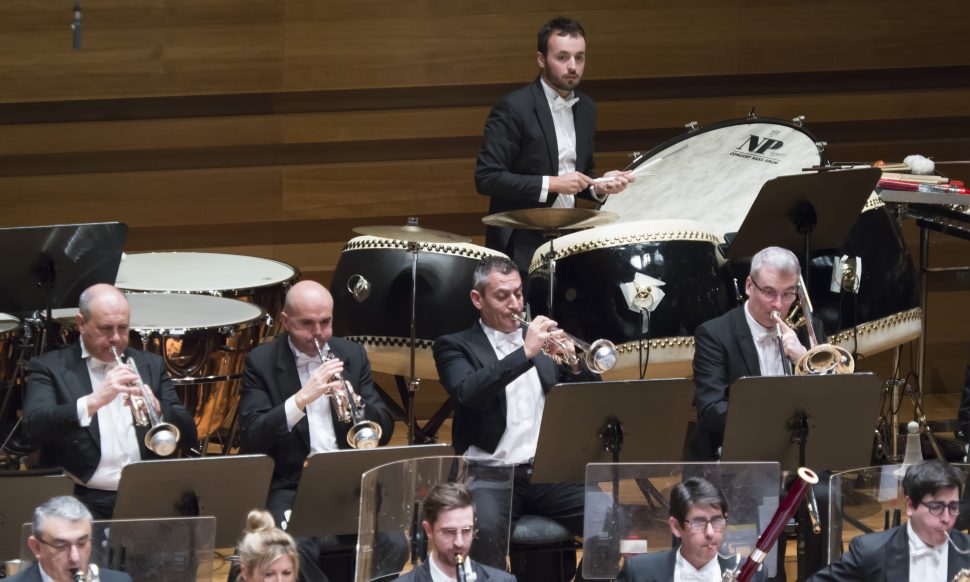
[433,322,597,456]
[688,305,825,461]
[7,563,131,582]
[617,550,767,582]
[393,559,516,582]
[237,334,393,493]
[474,77,597,263]
[23,343,197,483]
[808,525,970,582]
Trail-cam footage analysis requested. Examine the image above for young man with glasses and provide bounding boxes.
[395,482,516,581]
[11,495,130,582]
[616,477,766,581]
[687,246,825,461]
[809,459,970,581]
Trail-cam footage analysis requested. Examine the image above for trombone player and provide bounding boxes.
[23,284,196,519]
[433,256,598,581]
[238,280,394,581]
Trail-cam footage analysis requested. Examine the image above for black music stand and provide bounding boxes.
[0,471,74,560]
[112,454,274,547]
[286,444,453,537]
[720,373,882,472]
[725,168,880,277]
[0,221,127,315]
[531,379,694,484]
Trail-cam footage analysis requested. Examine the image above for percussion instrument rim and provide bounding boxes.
[115,252,300,292]
[342,236,507,259]
[171,372,243,384]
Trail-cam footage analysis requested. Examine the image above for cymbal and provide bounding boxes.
[353,224,471,244]
[482,208,619,231]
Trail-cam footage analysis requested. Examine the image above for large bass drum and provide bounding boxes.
[331,236,508,378]
[528,220,735,377]
[534,118,920,375]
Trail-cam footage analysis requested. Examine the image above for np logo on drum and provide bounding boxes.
[730,135,786,165]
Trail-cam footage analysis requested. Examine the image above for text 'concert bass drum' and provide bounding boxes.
[529,117,920,377]
[331,236,509,379]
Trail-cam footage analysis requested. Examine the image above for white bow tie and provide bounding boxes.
[912,545,944,560]
[496,332,524,352]
[551,96,579,113]
[295,351,319,369]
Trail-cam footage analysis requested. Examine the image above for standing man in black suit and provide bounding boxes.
[433,255,597,581]
[616,477,767,582]
[394,482,516,582]
[238,279,394,581]
[475,16,634,275]
[23,284,197,519]
[688,246,824,462]
[11,496,131,582]
[808,460,970,582]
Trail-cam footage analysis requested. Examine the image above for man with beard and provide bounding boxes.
[474,16,634,275]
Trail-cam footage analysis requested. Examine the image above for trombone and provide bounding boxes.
[109,347,181,457]
[510,313,617,374]
[312,339,383,449]
[781,276,855,375]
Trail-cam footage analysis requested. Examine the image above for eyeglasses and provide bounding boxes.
[749,278,798,302]
[435,526,477,541]
[919,501,961,517]
[684,517,727,531]
[35,536,90,554]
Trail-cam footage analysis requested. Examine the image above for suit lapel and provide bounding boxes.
[467,324,500,368]
[274,336,310,446]
[65,345,101,446]
[887,526,909,582]
[531,79,559,192]
[731,307,761,376]
[948,531,970,579]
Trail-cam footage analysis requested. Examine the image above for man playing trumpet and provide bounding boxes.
[23,284,196,519]
[433,256,598,581]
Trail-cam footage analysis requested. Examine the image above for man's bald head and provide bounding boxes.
[78,283,128,320]
[76,284,131,362]
[281,280,335,356]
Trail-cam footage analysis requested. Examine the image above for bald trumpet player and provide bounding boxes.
[23,284,197,520]
[433,256,599,581]
[238,280,394,582]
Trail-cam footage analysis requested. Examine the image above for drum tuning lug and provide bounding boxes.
[791,115,805,127]
[629,151,641,160]
[815,141,827,154]
[684,121,699,132]
[747,107,757,119]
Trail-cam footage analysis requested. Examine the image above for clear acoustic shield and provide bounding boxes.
[583,462,780,579]
[19,516,216,582]
[827,463,970,564]
[356,456,513,582]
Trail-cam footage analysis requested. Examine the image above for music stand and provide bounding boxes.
[112,454,274,547]
[286,444,452,537]
[0,471,74,560]
[720,374,882,472]
[0,222,128,315]
[531,379,694,484]
[725,168,880,276]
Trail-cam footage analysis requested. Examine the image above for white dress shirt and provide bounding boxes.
[673,549,722,582]
[538,77,579,208]
[76,341,141,491]
[908,521,948,582]
[464,321,545,465]
[283,338,338,452]
[428,552,477,582]
[743,301,786,376]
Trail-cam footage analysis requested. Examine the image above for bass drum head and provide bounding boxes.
[528,219,736,378]
[332,236,508,378]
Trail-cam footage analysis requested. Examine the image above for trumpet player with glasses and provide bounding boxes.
[433,256,599,581]
[238,280,394,582]
[23,284,196,520]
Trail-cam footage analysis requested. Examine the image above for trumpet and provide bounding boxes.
[790,275,855,375]
[110,347,181,456]
[312,339,383,449]
[510,313,617,374]
[72,564,100,582]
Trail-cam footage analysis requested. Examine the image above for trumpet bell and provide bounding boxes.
[586,339,618,373]
[795,344,855,375]
[347,421,383,449]
[145,423,181,457]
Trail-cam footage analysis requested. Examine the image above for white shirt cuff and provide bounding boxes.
[590,183,607,203]
[284,395,306,431]
[77,396,92,427]
[539,176,550,203]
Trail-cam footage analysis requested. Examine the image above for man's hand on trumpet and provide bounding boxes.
[523,315,581,372]
[294,357,344,412]
[87,364,145,417]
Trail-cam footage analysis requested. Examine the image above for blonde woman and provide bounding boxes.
[237,510,299,582]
